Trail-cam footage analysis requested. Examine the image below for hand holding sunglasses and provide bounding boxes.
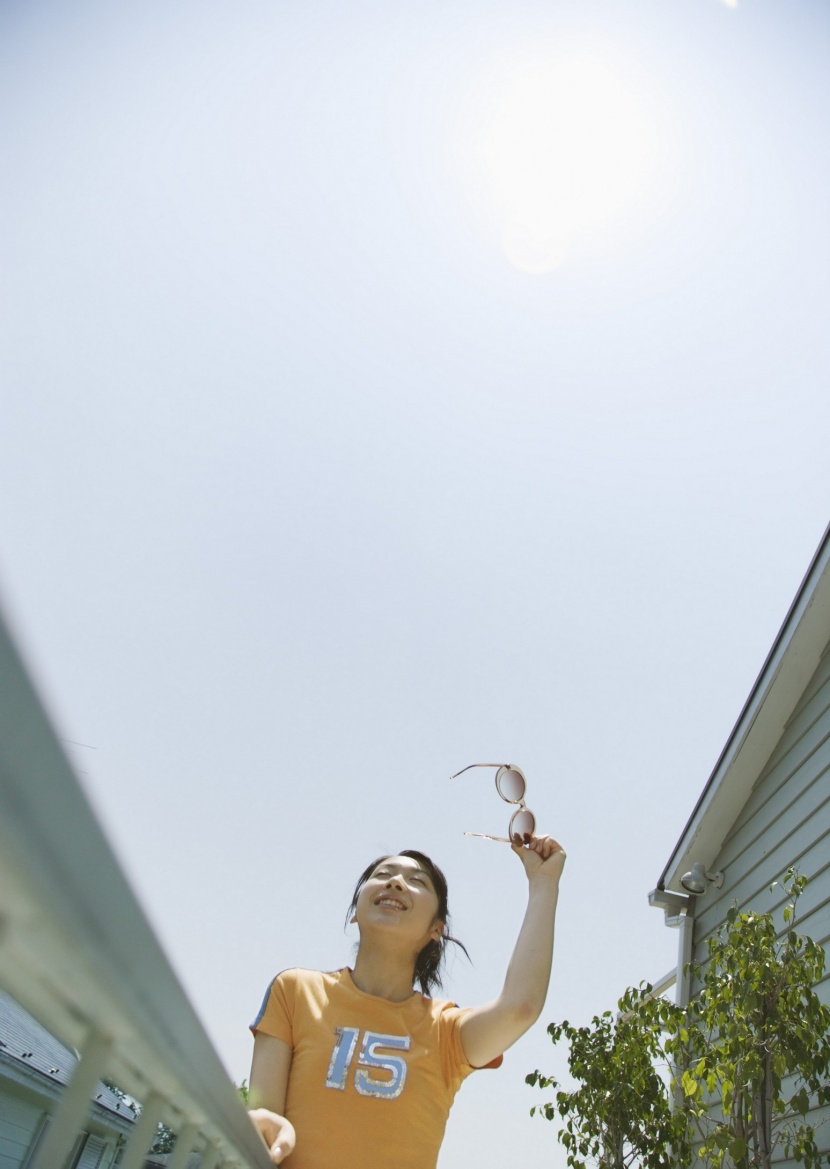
[450,763,536,843]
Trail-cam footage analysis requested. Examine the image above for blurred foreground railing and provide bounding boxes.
[0,610,271,1169]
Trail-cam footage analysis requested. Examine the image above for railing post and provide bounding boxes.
[198,1141,223,1169]
[166,1121,201,1169]
[27,1027,113,1169]
[116,1091,165,1169]
[0,607,275,1169]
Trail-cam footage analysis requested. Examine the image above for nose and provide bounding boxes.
[385,876,404,890]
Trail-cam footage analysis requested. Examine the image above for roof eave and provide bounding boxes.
[658,522,830,895]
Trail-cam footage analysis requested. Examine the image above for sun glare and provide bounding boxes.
[461,51,656,273]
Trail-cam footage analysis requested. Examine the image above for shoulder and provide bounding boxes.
[267,966,342,983]
[270,967,352,997]
[414,992,467,1026]
[271,967,319,984]
[250,968,344,1034]
[422,991,463,1013]
[264,967,346,996]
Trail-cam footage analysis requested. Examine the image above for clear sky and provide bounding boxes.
[2,0,829,1165]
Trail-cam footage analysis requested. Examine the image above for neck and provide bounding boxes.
[351,940,419,1002]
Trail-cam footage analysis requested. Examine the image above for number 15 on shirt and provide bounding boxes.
[325,1027,411,1100]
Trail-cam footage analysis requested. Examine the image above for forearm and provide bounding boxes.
[499,876,560,1022]
[249,1036,295,1165]
[459,834,565,1066]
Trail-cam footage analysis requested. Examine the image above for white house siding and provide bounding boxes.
[0,1095,117,1169]
[0,1091,44,1169]
[689,638,830,1165]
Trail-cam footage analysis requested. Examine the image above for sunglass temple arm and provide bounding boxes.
[449,763,505,780]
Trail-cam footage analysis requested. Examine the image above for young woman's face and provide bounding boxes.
[353,855,444,951]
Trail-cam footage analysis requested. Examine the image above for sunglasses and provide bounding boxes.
[450,763,536,843]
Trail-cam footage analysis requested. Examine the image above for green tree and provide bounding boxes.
[526,986,688,1169]
[529,872,830,1169]
[665,871,830,1169]
[150,1121,177,1155]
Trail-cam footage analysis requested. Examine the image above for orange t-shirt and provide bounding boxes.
[250,968,497,1168]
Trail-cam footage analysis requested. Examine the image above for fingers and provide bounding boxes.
[270,1136,292,1165]
[511,833,565,859]
[248,1110,296,1165]
[512,833,567,883]
[269,1118,296,1165]
[533,835,565,861]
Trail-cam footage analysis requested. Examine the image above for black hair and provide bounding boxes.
[345,849,470,997]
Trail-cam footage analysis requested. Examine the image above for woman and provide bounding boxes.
[247,832,565,1167]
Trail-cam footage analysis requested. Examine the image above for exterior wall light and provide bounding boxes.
[680,862,724,895]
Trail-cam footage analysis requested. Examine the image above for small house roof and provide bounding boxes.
[0,988,136,1122]
[657,522,830,894]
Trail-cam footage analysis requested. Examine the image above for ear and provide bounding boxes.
[350,914,357,925]
[429,919,445,944]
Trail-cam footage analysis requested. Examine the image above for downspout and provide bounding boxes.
[648,886,697,1143]
[675,903,695,1007]
[647,888,696,1004]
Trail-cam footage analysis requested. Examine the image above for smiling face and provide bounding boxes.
[353,855,445,952]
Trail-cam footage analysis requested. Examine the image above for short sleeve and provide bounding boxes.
[249,970,295,1046]
[438,1003,503,1088]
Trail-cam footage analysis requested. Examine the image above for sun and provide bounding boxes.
[460,49,656,273]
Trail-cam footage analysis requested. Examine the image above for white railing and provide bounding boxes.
[0,609,271,1169]
[647,967,678,1001]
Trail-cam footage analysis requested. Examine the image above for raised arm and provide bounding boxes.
[458,835,565,1069]
[248,1033,296,1165]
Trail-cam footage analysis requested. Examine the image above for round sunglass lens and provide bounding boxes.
[511,808,536,839]
[497,767,526,802]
